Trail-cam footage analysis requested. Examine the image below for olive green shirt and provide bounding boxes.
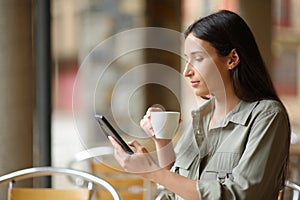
[167,98,290,200]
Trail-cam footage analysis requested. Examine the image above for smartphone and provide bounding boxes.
[95,114,134,154]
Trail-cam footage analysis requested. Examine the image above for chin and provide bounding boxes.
[194,90,209,97]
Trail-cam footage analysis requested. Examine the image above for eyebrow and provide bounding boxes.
[190,50,205,55]
[184,50,206,57]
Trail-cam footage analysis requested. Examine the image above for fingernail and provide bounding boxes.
[128,140,134,145]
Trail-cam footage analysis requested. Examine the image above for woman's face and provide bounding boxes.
[183,34,229,97]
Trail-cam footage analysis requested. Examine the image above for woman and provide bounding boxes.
[109,10,290,199]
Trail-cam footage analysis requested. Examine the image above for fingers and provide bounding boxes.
[108,136,131,169]
[146,107,163,115]
[140,106,163,137]
[108,136,128,156]
[109,137,159,174]
[108,136,122,150]
[128,140,148,153]
[140,117,155,137]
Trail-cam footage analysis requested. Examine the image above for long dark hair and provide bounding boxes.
[184,10,279,102]
[185,10,290,190]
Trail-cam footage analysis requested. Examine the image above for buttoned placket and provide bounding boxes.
[217,172,227,184]
[192,110,203,147]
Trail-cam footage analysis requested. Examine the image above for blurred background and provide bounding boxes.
[0,0,300,198]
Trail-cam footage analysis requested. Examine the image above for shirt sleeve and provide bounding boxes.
[197,108,290,200]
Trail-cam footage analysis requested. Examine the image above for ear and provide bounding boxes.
[227,49,240,70]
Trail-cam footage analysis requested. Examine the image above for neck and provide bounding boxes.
[209,87,240,128]
[214,95,240,117]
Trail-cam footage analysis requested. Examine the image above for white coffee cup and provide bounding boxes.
[150,111,180,139]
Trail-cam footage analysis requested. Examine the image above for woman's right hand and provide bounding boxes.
[140,107,176,169]
[140,107,163,139]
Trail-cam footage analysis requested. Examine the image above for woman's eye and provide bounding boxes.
[195,57,203,62]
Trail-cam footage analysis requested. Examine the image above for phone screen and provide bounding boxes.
[95,114,134,154]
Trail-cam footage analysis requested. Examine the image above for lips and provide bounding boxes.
[190,81,200,87]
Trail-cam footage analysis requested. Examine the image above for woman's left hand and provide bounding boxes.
[108,136,160,177]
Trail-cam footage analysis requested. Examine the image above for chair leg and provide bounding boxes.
[292,190,300,200]
[278,190,283,200]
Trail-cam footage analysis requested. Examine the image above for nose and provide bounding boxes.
[183,61,193,77]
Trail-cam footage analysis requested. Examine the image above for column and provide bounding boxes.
[144,0,182,111]
[0,0,34,195]
[239,0,272,72]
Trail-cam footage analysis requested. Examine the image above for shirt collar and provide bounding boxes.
[192,98,259,128]
[224,100,259,126]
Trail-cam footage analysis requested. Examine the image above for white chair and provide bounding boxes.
[0,166,121,200]
[279,180,300,200]
[69,146,157,200]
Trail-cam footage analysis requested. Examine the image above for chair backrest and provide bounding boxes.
[8,188,90,200]
[0,167,121,200]
[278,180,300,200]
[69,146,156,200]
[91,161,145,200]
